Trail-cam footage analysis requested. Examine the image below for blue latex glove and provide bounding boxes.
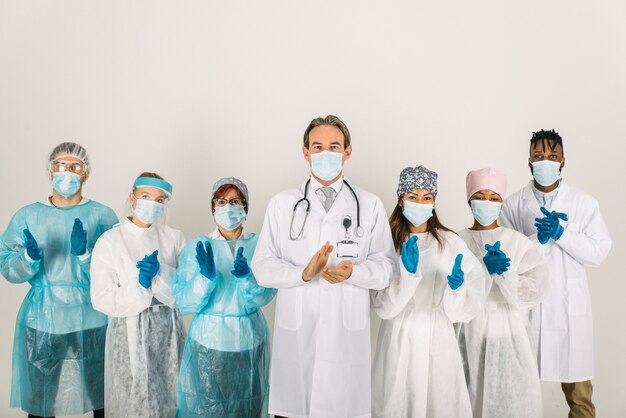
[483,241,511,275]
[447,254,465,290]
[401,235,419,274]
[232,247,251,278]
[534,207,568,244]
[136,250,159,288]
[196,241,216,280]
[70,218,88,256]
[23,229,43,261]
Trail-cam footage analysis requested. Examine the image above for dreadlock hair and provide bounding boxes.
[530,129,564,156]
[389,197,455,254]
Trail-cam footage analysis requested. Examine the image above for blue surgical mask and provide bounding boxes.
[532,160,562,187]
[402,201,434,227]
[134,199,165,224]
[310,151,343,181]
[215,204,246,231]
[52,172,82,197]
[470,200,502,227]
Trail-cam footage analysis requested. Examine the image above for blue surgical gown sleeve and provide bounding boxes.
[0,210,41,283]
[236,272,277,313]
[173,237,217,315]
[76,207,118,275]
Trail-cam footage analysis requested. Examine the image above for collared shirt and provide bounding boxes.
[209,227,252,254]
[532,180,561,210]
[310,175,344,211]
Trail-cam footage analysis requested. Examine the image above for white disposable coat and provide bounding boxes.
[500,180,611,382]
[251,178,396,418]
[90,218,186,418]
[370,231,485,418]
[457,227,549,418]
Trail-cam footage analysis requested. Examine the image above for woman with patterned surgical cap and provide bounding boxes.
[174,177,276,418]
[371,166,485,418]
[90,172,186,418]
[456,168,549,418]
[0,142,118,418]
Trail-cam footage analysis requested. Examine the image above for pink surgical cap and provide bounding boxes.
[466,168,507,201]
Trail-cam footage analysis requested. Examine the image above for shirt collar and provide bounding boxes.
[309,175,344,195]
[209,227,251,240]
[531,179,561,197]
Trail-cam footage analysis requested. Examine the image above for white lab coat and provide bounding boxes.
[457,227,549,418]
[370,231,485,418]
[500,180,612,382]
[90,218,186,418]
[251,178,396,418]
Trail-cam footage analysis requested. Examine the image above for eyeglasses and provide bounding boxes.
[212,197,246,207]
[133,192,169,205]
[52,161,85,174]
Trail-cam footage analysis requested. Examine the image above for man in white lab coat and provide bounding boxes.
[251,115,396,418]
[500,129,612,418]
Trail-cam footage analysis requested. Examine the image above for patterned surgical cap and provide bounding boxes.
[397,166,438,197]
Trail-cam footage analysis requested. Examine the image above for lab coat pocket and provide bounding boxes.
[277,287,303,330]
[567,278,587,316]
[342,284,367,331]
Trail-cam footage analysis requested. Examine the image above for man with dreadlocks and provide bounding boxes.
[499,129,612,418]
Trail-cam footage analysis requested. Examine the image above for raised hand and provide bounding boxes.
[483,241,511,275]
[70,218,88,256]
[401,235,419,274]
[232,247,251,278]
[23,229,43,261]
[136,250,160,288]
[302,242,334,282]
[447,254,464,290]
[195,241,216,280]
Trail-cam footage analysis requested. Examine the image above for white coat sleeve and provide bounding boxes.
[443,240,486,323]
[348,197,397,290]
[494,239,550,310]
[555,200,612,267]
[90,234,153,318]
[251,196,307,289]
[371,260,422,320]
[151,230,186,307]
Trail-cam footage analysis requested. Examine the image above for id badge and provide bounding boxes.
[337,240,358,258]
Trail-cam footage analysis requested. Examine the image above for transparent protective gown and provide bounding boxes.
[90,218,186,418]
[0,200,118,417]
[457,227,549,418]
[371,230,485,418]
[173,231,276,418]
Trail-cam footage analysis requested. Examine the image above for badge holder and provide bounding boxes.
[337,215,359,258]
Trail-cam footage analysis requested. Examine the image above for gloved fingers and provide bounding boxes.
[540,207,551,217]
[552,211,568,221]
[23,229,36,245]
[205,241,214,260]
[236,247,244,259]
[451,254,463,275]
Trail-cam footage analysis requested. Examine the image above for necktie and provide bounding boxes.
[320,187,335,213]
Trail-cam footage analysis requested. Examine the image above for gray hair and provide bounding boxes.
[303,115,351,148]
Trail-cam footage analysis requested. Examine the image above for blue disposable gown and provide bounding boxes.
[0,200,118,417]
[173,231,276,418]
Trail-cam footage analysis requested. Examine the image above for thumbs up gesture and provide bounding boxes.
[232,247,251,278]
[447,254,464,290]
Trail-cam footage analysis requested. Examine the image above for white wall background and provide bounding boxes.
[1,1,625,417]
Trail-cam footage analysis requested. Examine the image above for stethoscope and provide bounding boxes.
[290,179,364,240]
